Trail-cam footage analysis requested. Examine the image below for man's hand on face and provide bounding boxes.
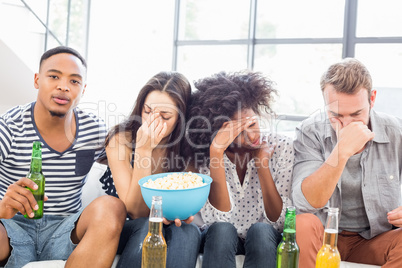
[331,117,375,157]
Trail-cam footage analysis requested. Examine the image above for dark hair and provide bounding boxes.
[40,46,87,70]
[183,70,277,165]
[104,71,191,172]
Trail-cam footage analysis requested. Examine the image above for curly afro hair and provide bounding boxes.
[182,70,277,166]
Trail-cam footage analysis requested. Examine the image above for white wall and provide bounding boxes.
[82,0,176,129]
[0,40,36,114]
[1,0,178,124]
[0,1,42,114]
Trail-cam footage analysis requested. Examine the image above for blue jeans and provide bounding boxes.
[117,217,201,268]
[201,222,282,268]
[1,211,83,268]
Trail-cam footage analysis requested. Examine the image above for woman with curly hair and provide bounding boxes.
[184,71,295,268]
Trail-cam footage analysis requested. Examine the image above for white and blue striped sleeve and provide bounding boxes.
[0,117,13,162]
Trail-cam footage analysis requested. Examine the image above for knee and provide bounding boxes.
[182,223,201,236]
[0,224,11,262]
[175,223,201,243]
[296,213,323,248]
[390,228,402,247]
[165,223,201,251]
[203,222,238,252]
[88,195,127,230]
[248,222,274,233]
[205,222,237,244]
[248,222,278,240]
[296,213,322,233]
[247,223,280,250]
[207,222,237,239]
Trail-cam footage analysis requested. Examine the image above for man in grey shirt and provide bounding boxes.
[292,58,402,267]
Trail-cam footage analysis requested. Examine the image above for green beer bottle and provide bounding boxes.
[276,206,299,268]
[24,141,45,219]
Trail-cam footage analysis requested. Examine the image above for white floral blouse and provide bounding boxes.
[197,133,295,240]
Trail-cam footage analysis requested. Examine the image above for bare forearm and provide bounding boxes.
[301,145,349,208]
[208,150,230,212]
[257,163,282,221]
[125,148,152,218]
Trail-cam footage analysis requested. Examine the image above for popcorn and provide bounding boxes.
[143,172,206,190]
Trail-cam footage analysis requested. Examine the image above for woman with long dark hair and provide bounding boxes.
[104,71,200,267]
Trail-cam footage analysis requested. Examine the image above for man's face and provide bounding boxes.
[323,85,376,131]
[34,53,87,117]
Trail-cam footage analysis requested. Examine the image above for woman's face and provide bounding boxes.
[230,108,261,150]
[142,91,180,140]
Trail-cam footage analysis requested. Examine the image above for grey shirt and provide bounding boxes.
[292,109,402,239]
[339,153,370,233]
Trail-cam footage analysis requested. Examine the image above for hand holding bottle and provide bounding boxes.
[24,141,46,219]
[0,178,48,219]
[0,141,47,219]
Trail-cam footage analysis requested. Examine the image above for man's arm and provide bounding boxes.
[294,119,374,209]
[300,143,349,208]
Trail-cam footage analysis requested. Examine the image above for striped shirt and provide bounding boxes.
[0,102,106,217]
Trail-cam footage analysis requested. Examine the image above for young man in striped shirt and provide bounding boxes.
[0,46,126,268]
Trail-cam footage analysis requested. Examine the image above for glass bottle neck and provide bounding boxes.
[323,208,339,247]
[282,212,296,242]
[322,228,338,248]
[30,157,42,173]
[148,217,163,235]
[282,228,297,242]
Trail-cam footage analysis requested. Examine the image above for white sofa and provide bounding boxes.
[22,163,380,268]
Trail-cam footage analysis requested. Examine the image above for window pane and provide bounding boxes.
[253,44,343,116]
[355,44,402,117]
[178,0,250,40]
[176,45,248,81]
[356,0,402,37]
[23,0,48,22]
[68,0,89,54]
[355,44,402,88]
[48,0,69,45]
[256,0,345,38]
[47,35,63,51]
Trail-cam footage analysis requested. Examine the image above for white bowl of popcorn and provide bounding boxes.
[138,172,212,220]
